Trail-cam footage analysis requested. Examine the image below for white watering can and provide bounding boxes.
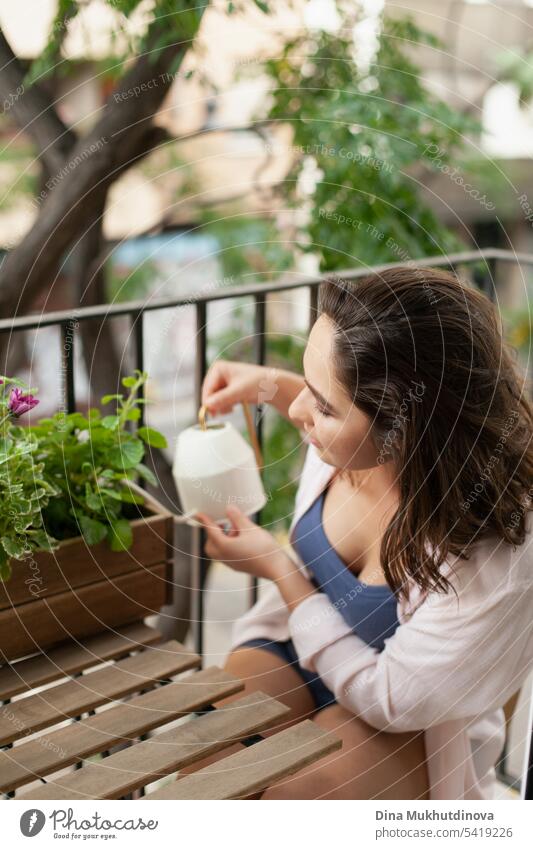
[172,402,267,525]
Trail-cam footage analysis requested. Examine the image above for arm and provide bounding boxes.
[201,360,305,426]
[263,367,305,425]
[285,572,532,733]
[270,551,319,613]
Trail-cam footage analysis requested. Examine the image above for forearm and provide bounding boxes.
[270,551,318,613]
[264,367,305,425]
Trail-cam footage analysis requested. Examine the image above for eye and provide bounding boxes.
[313,399,332,417]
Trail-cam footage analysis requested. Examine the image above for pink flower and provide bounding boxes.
[8,387,39,417]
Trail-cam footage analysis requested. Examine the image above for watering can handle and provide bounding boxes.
[198,401,264,472]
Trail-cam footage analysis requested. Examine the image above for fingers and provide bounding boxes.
[219,518,238,537]
[194,512,224,536]
[202,362,235,414]
[201,362,227,400]
[224,508,241,536]
[195,513,221,558]
[196,511,239,538]
[226,504,253,528]
[203,387,236,416]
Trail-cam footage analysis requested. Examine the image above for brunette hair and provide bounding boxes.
[318,266,533,601]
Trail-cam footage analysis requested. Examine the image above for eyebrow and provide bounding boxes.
[303,377,337,414]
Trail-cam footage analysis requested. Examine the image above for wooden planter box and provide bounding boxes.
[0,484,174,663]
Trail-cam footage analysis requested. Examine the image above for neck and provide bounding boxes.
[343,460,399,498]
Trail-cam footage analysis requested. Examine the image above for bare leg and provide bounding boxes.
[262,703,430,800]
[178,646,316,776]
[222,645,317,728]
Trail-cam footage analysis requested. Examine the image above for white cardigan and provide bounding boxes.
[230,438,533,800]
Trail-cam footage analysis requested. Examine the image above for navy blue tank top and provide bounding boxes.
[290,484,400,651]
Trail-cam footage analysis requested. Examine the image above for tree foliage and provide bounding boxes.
[28,0,210,84]
[259,14,479,270]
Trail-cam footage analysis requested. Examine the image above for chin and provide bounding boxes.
[313,444,341,470]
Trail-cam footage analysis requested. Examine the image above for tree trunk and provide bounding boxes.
[0,12,210,647]
[69,187,126,406]
[0,35,201,320]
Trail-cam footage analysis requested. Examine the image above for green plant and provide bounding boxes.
[31,370,167,550]
[0,370,167,581]
[257,13,478,270]
[0,377,61,580]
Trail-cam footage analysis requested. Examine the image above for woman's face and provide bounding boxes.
[288,314,383,471]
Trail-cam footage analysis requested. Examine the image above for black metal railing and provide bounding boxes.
[1,247,532,795]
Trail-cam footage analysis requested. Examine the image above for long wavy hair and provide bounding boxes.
[318,265,533,602]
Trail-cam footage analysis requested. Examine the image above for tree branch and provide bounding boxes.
[68,185,128,407]
[0,23,205,320]
[0,28,77,172]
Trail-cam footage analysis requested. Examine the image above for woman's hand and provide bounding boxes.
[201,360,267,416]
[194,505,292,580]
[202,359,306,426]
[195,505,320,612]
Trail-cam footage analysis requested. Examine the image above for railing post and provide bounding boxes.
[309,283,319,331]
[61,320,76,414]
[133,309,145,429]
[473,255,497,303]
[192,301,209,660]
[249,294,267,607]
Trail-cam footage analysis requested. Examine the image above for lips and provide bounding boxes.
[304,430,321,447]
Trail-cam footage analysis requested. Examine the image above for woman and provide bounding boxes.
[194,266,533,800]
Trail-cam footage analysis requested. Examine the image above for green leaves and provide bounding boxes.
[79,516,108,546]
[27,530,56,552]
[107,518,133,552]
[138,426,167,448]
[1,536,28,558]
[119,485,145,504]
[109,439,145,469]
[1,370,166,579]
[259,12,474,272]
[28,0,211,84]
[0,380,61,578]
[0,549,12,582]
[101,415,120,430]
[135,463,157,486]
[121,376,137,388]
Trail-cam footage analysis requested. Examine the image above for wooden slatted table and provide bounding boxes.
[1,625,341,800]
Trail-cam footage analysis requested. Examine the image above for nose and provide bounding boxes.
[288,387,313,428]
